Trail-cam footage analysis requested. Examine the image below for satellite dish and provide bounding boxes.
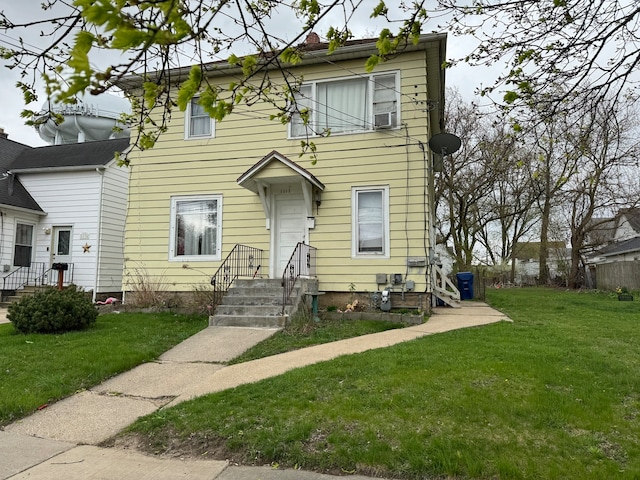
[428,133,461,156]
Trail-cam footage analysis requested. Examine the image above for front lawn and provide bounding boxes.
[122,288,640,479]
[229,317,407,364]
[0,312,207,426]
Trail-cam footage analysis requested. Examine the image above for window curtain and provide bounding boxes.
[176,200,217,256]
[318,78,367,133]
[189,99,211,137]
[357,191,383,252]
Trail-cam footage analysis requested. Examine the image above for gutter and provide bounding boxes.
[9,165,108,175]
[116,33,448,90]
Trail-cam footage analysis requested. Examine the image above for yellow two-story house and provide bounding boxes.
[120,33,457,320]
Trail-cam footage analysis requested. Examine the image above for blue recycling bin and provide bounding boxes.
[456,272,474,300]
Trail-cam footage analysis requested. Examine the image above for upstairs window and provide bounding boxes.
[290,72,400,137]
[185,97,215,139]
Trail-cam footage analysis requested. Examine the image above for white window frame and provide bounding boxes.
[13,221,35,267]
[184,97,215,140]
[289,71,400,138]
[351,186,390,259]
[169,195,222,262]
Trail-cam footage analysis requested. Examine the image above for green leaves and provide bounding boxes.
[280,47,303,65]
[177,66,202,111]
[504,91,519,104]
[16,81,38,104]
[370,1,388,18]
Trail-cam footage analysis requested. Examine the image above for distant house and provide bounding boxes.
[511,241,569,285]
[585,208,640,290]
[0,129,130,301]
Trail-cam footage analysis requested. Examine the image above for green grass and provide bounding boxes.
[0,312,207,426]
[230,317,407,364]
[123,288,640,479]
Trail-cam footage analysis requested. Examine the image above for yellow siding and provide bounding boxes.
[124,48,439,293]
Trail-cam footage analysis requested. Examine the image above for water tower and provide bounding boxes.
[36,94,131,145]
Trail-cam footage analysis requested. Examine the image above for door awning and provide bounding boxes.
[237,151,325,221]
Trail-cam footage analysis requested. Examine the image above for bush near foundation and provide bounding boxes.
[8,285,98,334]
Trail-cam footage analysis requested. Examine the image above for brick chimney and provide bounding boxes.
[0,128,7,139]
[305,32,320,45]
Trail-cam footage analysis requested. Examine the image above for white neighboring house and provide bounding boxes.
[584,208,640,290]
[0,130,130,301]
[587,208,640,264]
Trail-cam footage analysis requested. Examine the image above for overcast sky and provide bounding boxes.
[0,1,500,147]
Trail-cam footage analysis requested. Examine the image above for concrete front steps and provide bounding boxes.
[209,278,305,328]
[0,285,41,308]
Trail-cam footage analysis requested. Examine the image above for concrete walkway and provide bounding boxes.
[0,302,510,480]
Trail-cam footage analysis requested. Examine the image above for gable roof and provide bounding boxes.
[0,134,32,167]
[619,208,640,233]
[597,236,640,257]
[237,150,325,193]
[586,217,618,245]
[0,135,44,214]
[8,138,130,173]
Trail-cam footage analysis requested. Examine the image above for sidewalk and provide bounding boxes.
[1,303,510,480]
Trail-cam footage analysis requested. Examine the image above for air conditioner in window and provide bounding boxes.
[374,112,393,129]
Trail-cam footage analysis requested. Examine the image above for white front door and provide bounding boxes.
[273,193,307,278]
[52,226,73,265]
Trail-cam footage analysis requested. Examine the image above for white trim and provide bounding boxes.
[184,97,216,140]
[169,194,222,262]
[289,71,401,139]
[13,219,36,267]
[351,185,390,259]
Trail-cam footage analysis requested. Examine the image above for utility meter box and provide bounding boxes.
[376,273,387,284]
[380,288,392,311]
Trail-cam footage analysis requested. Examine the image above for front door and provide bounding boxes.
[52,226,73,265]
[273,193,307,278]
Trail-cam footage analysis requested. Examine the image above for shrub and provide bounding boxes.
[8,285,98,334]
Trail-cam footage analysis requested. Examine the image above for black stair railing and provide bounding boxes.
[210,245,263,312]
[2,262,75,295]
[282,242,317,314]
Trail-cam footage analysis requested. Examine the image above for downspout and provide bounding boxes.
[93,167,105,302]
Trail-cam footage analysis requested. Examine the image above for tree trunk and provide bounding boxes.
[539,196,551,285]
[568,233,584,289]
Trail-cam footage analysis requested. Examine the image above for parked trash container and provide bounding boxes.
[456,272,474,300]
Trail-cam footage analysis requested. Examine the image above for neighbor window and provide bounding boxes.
[352,186,389,257]
[185,97,215,139]
[14,223,34,267]
[169,195,222,261]
[290,72,400,137]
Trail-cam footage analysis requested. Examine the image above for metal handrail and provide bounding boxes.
[2,262,75,293]
[281,242,317,314]
[210,245,263,311]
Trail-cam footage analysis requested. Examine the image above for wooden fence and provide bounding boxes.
[595,262,640,291]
